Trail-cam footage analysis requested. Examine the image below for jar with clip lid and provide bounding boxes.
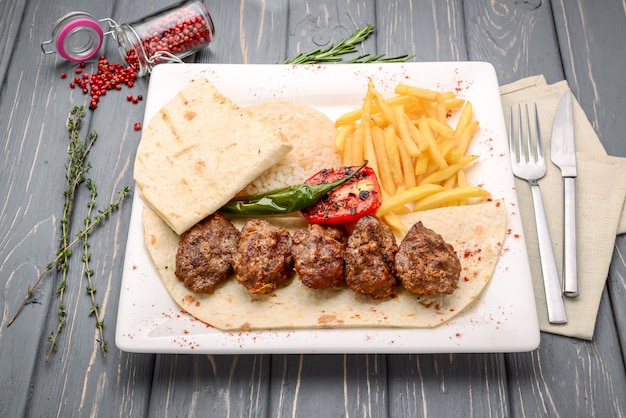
[41,0,215,77]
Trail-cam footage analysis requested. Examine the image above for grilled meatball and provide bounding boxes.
[175,213,241,294]
[232,219,294,294]
[395,221,461,296]
[345,215,398,299]
[292,224,347,289]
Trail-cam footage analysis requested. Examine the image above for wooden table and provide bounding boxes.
[1,0,625,416]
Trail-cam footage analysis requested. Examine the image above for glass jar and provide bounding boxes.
[115,0,215,77]
[41,12,117,62]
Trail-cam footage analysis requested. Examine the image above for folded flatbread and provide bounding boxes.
[142,199,506,330]
[134,78,293,234]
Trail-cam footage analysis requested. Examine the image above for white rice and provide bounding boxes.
[241,101,342,195]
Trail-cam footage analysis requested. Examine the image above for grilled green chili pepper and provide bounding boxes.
[219,162,367,216]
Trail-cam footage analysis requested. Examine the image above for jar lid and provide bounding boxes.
[42,12,105,62]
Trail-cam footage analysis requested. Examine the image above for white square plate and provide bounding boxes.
[115,62,539,353]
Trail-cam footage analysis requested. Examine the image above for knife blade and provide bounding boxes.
[551,90,578,297]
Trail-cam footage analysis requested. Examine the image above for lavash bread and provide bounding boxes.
[142,199,506,330]
[134,78,293,235]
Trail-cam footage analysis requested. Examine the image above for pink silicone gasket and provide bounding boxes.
[55,17,104,62]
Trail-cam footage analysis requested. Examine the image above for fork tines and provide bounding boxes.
[509,103,543,166]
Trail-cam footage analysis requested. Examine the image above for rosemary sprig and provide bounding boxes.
[283,24,414,64]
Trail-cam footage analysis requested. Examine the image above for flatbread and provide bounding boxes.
[134,78,293,235]
[142,199,506,330]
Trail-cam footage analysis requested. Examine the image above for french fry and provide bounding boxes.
[445,98,465,110]
[333,80,487,234]
[454,101,473,135]
[381,212,408,236]
[377,184,443,217]
[457,169,468,187]
[456,170,469,205]
[383,125,404,186]
[413,187,490,212]
[371,126,396,195]
[371,113,388,128]
[335,94,417,127]
[406,118,429,152]
[346,126,365,166]
[360,83,377,171]
[413,153,429,176]
[394,84,438,101]
[421,100,439,120]
[417,116,447,169]
[442,175,457,190]
[427,117,455,138]
[393,106,421,156]
[335,123,355,153]
[396,139,416,189]
[451,120,480,160]
[436,93,447,122]
[418,155,478,185]
[369,83,397,126]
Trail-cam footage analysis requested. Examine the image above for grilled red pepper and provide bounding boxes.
[301,165,382,224]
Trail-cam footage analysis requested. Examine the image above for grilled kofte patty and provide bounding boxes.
[291,224,347,289]
[232,219,294,294]
[176,212,460,299]
[395,221,461,296]
[344,215,399,299]
[175,213,241,294]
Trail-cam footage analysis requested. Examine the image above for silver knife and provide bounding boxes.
[551,91,578,297]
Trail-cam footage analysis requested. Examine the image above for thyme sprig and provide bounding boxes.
[283,24,414,64]
[83,179,108,356]
[7,106,130,362]
[8,186,130,328]
[46,107,96,360]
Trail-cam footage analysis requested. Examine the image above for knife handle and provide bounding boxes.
[563,177,578,297]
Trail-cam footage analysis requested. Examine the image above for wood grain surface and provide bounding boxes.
[1,0,624,417]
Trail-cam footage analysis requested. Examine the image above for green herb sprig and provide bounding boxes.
[46,107,96,360]
[83,179,108,356]
[7,106,130,362]
[283,24,414,64]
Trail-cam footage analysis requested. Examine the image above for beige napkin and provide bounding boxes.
[500,75,626,340]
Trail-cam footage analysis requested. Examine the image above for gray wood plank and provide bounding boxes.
[1,0,624,417]
[269,354,388,416]
[150,354,271,417]
[551,0,626,369]
[0,0,159,416]
[376,0,466,61]
[463,1,626,417]
[196,0,289,64]
[284,0,375,61]
[465,0,563,84]
[144,1,291,415]
[387,353,508,417]
[507,290,626,418]
[552,0,626,157]
[374,0,511,415]
[0,0,27,89]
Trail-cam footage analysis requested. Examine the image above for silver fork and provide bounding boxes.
[509,103,567,324]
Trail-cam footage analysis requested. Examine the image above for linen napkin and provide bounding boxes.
[499,75,626,340]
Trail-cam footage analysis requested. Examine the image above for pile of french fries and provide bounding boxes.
[334,79,490,234]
